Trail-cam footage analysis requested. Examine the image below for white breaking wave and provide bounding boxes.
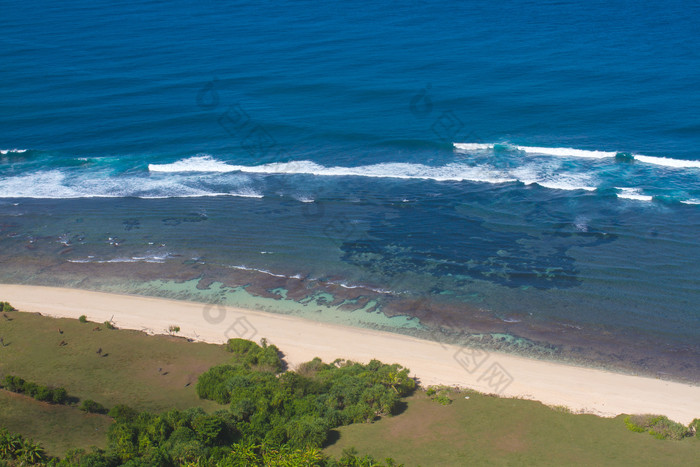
[633,155,700,169]
[149,155,604,192]
[147,154,234,172]
[454,142,700,168]
[452,143,494,151]
[681,199,700,205]
[150,156,517,183]
[616,187,653,202]
[0,149,27,155]
[513,145,617,159]
[454,142,616,159]
[0,170,263,199]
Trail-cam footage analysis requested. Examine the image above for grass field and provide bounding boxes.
[1,307,698,464]
[324,389,699,466]
[0,309,229,455]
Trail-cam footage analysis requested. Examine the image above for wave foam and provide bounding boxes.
[0,149,27,155]
[454,142,700,168]
[150,156,607,192]
[147,155,235,173]
[229,264,303,280]
[0,170,262,199]
[151,156,518,184]
[633,155,700,169]
[616,187,653,202]
[452,143,494,151]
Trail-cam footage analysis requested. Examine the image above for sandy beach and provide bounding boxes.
[1,283,698,424]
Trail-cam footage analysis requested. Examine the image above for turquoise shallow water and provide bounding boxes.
[1,1,699,380]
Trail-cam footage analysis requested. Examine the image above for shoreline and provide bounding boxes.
[1,283,698,424]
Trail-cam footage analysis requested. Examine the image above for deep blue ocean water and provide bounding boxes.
[1,1,699,379]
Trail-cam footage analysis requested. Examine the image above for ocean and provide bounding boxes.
[1,0,699,381]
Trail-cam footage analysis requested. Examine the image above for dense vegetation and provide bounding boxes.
[196,339,415,449]
[0,302,16,312]
[0,429,47,465]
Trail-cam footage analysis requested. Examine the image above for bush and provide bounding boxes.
[0,302,16,312]
[52,387,68,404]
[2,375,25,392]
[226,338,261,355]
[79,314,88,323]
[104,321,116,330]
[624,415,690,440]
[426,386,452,405]
[690,418,700,438]
[224,338,284,372]
[81,399,108,414]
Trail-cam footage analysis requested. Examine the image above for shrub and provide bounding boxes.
[2,375,25,392]
[624,414,690,440]
[81,399,108,414]
[426,386,453,405]
[168,325,180,334]
[79,315,88,323]
[224,338,284,372]
[0,302,16,312]
[34,385,53,402]
[104,321,116,330]
[51,387,68,404]
[690,418,700,438]
[226,338,260,355]
[22,381,39,397]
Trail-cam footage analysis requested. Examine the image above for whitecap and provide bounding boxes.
[616,187,653,202]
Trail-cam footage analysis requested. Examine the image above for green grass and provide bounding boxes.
[0,311,230,412]
[0,310,231,455]
[324,389,699,466]
[0,391,112,456]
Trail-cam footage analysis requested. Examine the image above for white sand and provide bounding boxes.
[1,284,698,424]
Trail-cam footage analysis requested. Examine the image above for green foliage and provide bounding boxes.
[0,429,47,464]
[168,325,180,334]
[426,386,453,405]
[690,418,700,438]
[226,338,260,355]
[104,321,116,330]
[624,415,690,440]
[196,351,415,450]
[108,405,139,424]
[78,314,88,323]
[1,375,68,405]
[334,447,402,466]
[0,302,16,312]
[61,447,120,467]
[225,337,284,372]
[81,399,108,414]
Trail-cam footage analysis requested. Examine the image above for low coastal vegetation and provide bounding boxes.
[0,302,698,465]
[624,414,699,440]
[1,376,69,405]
